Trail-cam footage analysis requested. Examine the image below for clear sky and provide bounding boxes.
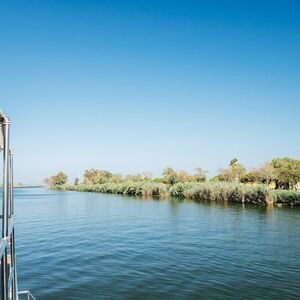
[1,0,299,184]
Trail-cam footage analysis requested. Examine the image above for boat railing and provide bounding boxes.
[0,110,37,299]
[18,291,37,300]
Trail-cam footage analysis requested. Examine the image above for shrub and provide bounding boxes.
[244,186,270,205]
[274,190,300,206]
[50,172,68,186]
[59,181,300,206]
[170,182,197,198]
[141,182,168,197]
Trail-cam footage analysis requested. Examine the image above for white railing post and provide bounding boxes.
[1,116,10,300]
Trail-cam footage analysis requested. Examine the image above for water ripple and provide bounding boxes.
[14,188,300,300]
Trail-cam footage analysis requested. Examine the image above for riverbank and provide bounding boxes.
[53,182,300,207]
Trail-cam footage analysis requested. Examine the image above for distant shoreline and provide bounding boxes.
[14,186,43,189]
[53,182,300,207]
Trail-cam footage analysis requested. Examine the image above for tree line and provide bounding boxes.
[46,157,300,190]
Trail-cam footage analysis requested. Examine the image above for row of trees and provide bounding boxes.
[217,157,300,189]
[46,157,300,190]
[161,168,207,185]
[80,168,207,185]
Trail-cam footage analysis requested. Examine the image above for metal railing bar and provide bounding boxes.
[0,238,8,259]
[2,116,10,300]
[18,291,29,295]
[0,216,14,259]
[0,214,15,218]
[18,291,37,300]
[8,265,14,289]
[8,215,14,237]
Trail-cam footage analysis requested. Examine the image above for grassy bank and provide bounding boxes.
[53,181,300,206]
[273,190,300,206]
[63,181,168,197]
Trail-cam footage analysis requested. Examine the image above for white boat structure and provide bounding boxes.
[0,111,36,300]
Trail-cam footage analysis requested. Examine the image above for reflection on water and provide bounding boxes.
[14,188,300,300]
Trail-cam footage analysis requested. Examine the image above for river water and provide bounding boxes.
[15,188,299,299]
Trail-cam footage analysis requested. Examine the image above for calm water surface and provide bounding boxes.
[15,188,300,300]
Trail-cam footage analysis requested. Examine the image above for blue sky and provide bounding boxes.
[1,0,299,184]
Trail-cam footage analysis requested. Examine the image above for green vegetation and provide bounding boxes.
[161,167,207,185]
[62,181,168,197]
[271,157,300,189]
[45,172,68,187]
[47,157,300,207]
[171,182,271,205]
[273,190,300,206]
[54,181,300,206]
[219,158,246,182]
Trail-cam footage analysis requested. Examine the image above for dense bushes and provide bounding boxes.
[61,181,168,197]
[55,181,300,206]
[169,182,198,197]
[273,190,300,206]
[170,182,271,204]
